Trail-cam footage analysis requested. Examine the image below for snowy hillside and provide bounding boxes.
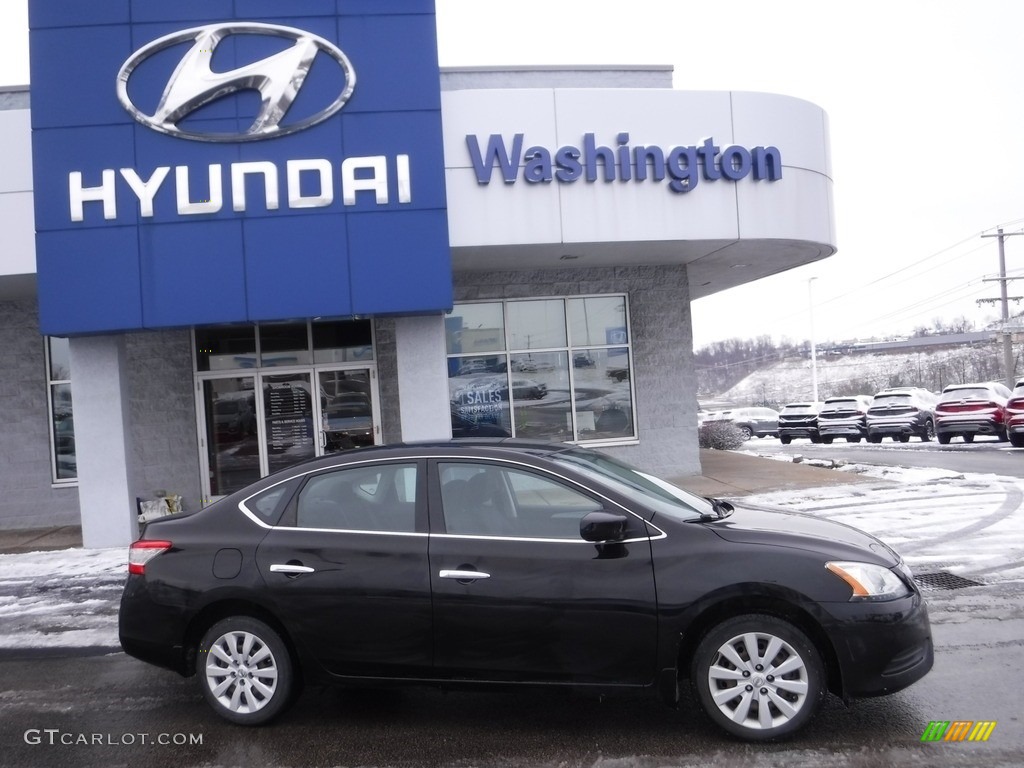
[720,343,1014,405]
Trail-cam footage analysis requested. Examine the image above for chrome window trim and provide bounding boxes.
[237,452,668,541]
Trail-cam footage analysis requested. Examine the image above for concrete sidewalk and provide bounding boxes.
[0,449,868,555]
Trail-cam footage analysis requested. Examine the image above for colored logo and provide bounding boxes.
[920,721,997,742]
[116,22,356,142]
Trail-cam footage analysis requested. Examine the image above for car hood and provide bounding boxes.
[703,505,900,565]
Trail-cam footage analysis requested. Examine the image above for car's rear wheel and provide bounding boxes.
[963,434,975,444]
[897,434,910,443]
[198,617,294,725]
[821,436,833,444]
[691,615,825,741]
[997,429,1009,443]
[846,436,861,443]
[779,436,792,445]
[922,420,935,442]
[1011,433,1024,448]
[739,426,753,440]
[937,433,951,445]
[867,433,882,444]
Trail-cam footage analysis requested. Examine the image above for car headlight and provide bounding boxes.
[825,561,911,601]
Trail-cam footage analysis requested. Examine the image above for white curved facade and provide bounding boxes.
[443,87,835,298]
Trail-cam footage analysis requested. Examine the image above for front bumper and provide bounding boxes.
[821,591,933,699]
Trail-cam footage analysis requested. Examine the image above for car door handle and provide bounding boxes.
[270,564,316,574]
[439,569,490,580]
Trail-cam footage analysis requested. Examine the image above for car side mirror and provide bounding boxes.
[580,511,629,543]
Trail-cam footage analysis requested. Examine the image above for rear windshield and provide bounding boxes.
[941,387,995,402]
[871,394,911,407]
[822,399,858,411]
[781,405,817,414]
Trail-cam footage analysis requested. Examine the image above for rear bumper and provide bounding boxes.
[818,423,865,437]
[935,418,1003,435]
[867,420,922,435]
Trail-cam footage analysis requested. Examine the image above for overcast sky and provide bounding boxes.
[3,1,1023,349]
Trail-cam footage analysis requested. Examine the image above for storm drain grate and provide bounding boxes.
[913,571,984,591]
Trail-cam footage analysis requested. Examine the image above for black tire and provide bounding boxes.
[921,420,934,442]
[897,434,910,443]
[997,429,1009,443]
[867,434,882,444]
[1011,433,1024,448]
[821,436,833,444]
[963,434,975,444]
[846,437,861,443]
[809,435,822,444]
[197,616,294,725]
[937,433,951,445]
[739,426,753,441]
[691,614,825,741]
[779,436,792,445]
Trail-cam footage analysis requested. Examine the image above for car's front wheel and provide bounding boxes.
[691,614,825,741]
[197,616,294,725]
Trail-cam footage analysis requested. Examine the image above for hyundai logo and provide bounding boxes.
[116,22,356,142]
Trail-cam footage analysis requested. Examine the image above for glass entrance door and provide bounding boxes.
[317,368,376,453]
[199,366,380,501]
[262,371,317,475]
[202,377,261,497]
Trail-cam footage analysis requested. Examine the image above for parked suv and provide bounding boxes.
[934,382,1011,444]
[866,388,938,443]
[1005,379,1024,447]
[817,396,873,443]
[724,407,780,440]
[777,401,824,444]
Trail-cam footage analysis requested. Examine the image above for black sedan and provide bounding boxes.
[119,440,932,741]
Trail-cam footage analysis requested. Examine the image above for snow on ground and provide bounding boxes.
[0,457,1021,652]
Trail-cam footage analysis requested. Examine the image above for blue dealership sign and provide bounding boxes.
[29,1,451,335]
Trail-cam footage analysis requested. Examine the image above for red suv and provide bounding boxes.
[1004,380,1024,447]
[934,382,1011,444]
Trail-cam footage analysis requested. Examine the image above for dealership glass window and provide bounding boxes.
[312,319,374,364]
[447,296,636,445]
[259,321,311,367]
[445,302,505,355]
[195,326,256,371]
[46,337,76,483]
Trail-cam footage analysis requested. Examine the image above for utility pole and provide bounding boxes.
[980,228,1024,389]
[808,277,818,402]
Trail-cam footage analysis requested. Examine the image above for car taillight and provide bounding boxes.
[1008,397,1024,413]
[128,540,172,575]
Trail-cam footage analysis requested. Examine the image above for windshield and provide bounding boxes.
[551,448,708,522]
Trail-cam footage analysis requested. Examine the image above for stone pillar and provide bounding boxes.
[394,315,452,442]
[68,335,140,548]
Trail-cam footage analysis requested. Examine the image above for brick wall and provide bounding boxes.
[0,299,79,529]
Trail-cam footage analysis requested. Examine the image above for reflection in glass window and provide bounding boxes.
[439,462,601,539]
[259,322,311,367]
[449,355,512,435]
[312,320,374,364]
[46,339,76,483]
[195,326,256,371]
[507,299,566,349]
[296,463,417,532]
[446,302,505,355]
[510,351,571,441]
[568,296,628,347]
[446,296,635,446]
[572,348,633,439]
